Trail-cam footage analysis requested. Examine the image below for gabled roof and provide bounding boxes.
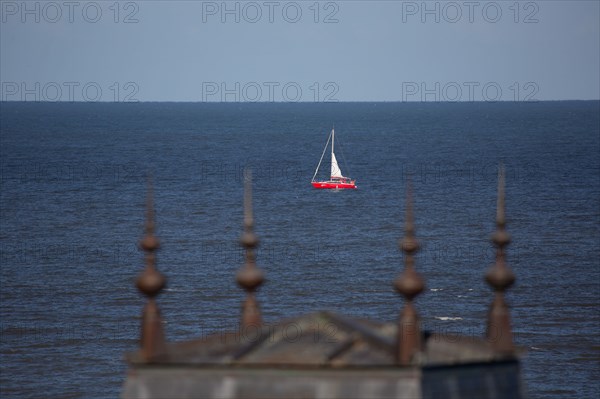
[126,311,500,368]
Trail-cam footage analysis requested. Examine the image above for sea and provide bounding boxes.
[0,101,598,398]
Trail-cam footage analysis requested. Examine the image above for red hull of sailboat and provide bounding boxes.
[311,181,357,189]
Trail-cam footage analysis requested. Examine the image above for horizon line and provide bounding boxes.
[1,99,599,104]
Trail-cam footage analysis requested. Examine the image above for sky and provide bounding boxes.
[1,0,599,102]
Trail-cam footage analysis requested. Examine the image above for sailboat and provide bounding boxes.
[311,128,357,189]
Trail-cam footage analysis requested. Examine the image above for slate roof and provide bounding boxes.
[126,311,501,368]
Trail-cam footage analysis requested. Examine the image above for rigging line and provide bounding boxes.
[312,129,333,182]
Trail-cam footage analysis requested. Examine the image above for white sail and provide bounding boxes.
[331,152,343,178]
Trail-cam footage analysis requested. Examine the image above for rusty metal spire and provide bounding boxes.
[136,177,166,361]
[485,165,515,354]
[394,180,425,365]
[236,169,265,329]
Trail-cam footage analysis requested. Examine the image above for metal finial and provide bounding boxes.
[135,177,166,361]
[394,180,425,365]
[485,165,515,354]
[236,169,264,329]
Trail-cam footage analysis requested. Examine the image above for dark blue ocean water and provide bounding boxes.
[0,102,598,398]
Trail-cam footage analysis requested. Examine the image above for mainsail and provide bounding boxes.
[331,152,343,178]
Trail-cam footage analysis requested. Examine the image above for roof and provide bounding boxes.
[126,311,502,368]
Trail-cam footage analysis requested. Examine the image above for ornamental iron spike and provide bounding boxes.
[135,176,166,361]
[394,180,425,365]
[485,165,516,354]
[236,169,265,329]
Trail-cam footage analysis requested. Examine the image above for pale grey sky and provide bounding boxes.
[1,0,599,101]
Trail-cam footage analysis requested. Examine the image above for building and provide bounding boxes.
[122,169,525,399]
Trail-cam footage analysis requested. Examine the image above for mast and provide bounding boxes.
[331,128,335,157]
